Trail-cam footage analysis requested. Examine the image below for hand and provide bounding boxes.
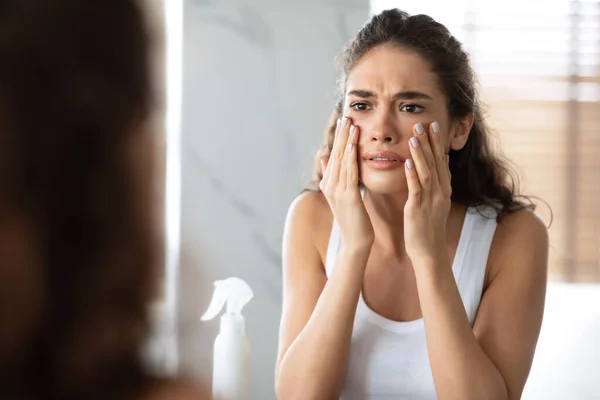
[404,121,452,265]
[320,116,374,251]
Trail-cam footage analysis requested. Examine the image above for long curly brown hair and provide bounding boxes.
[309,9,536,221]
[0,0,162,399]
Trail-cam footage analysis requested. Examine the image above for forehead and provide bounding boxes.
[346,44,442,98]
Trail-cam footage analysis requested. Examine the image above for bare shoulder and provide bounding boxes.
[286,190,331,224]
[495,208,549,249]
[487,208,549,281]
[285,190,333,262]
[474,209,549,399]
[143,379,210,400]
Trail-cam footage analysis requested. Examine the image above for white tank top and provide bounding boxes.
[325,205,498,400]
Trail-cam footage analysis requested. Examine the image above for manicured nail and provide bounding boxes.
[432,121,440,134]
[410,137,420,148]
[346,143,353,153]
[342,117,349,128]
[336,118,341,131]
[415,122,425,135]
[350,125,356,137]
[406,159,414,169]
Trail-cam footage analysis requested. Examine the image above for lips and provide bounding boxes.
[361,151,405,162]
[361,151,405,171]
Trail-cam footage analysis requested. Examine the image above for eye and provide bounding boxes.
[400,104,424,113]
[350,102,371,112]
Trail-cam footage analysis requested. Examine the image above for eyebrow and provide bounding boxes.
[347,89,433,101]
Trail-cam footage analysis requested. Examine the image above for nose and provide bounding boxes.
[370,129,395,143]
[368,109,401,144]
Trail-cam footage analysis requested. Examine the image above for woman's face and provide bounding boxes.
[343,44,453,195]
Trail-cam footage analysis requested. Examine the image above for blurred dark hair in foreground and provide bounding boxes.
[0,1,204,399]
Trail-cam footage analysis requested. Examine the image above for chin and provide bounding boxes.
[360,171,408,195]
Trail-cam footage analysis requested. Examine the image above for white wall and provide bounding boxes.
[523,283,600,400]
[178,1,369,398]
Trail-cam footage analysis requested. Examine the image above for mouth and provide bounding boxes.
[361,151,405,171]
[365,157,399,161]
[361,151,404,162]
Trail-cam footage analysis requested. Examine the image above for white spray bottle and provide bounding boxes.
[201,277,253,400]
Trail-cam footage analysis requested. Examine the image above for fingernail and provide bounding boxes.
[350,125,356,136]
[336,119,341,131]
[342,117,349,128]
[346,143,353,153]
[410,137,420,148]
[415,122,425,135]
[406,159,414,169]
[432,121,440,134]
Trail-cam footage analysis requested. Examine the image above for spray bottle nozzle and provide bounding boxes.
[201,277,254,322]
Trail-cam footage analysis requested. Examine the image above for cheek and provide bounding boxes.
[439,121,454,148]
[350,119,369,143]
[399,118,421,135]
[350,111,449,144]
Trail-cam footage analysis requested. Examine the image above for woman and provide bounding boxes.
[276,9,548,400]
[0,1,206,399]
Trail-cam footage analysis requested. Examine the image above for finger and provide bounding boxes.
[320,156,329,177]
[428,121,451,197]
[329,116,350,184]
[344,124,360,190]
[404,158,422,208]
[337,117,353,186]
[414,122,437,185]
[332,116,350,160]
[408,128,431,198]
[319,155,331,193]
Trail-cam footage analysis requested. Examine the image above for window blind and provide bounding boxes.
[371,0,600,282]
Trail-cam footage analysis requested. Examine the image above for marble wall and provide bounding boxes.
[178,0,369,398]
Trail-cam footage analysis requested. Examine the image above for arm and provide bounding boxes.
[404,121,548,400]
[415,210,548,400]
[275,192,370,400]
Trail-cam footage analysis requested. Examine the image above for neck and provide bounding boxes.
[363,189,409,258]
[363,188,463,259]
